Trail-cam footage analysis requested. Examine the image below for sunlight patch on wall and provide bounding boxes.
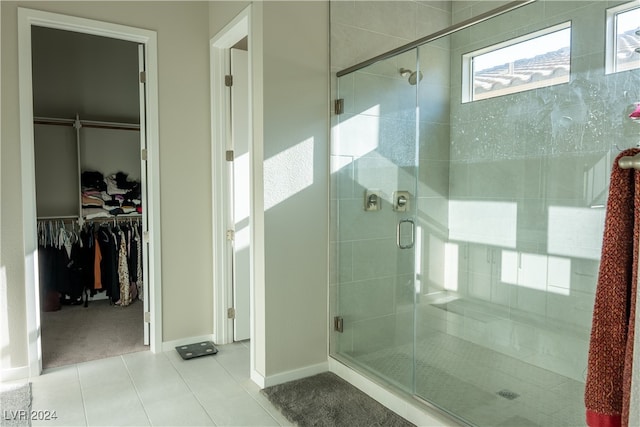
[501,250,571,296]
[355,151,413,199]
[444,242,459,292]
[234,152,251,223]
[547,256,571,295]
[235,223,250,252]
[332,105,380,160]
[547,206,604,260]
[449,200,517,248]
[331,154,354,175]
[428,234,445,288]
[264,138,314,210]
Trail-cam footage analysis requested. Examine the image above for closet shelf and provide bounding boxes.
[35,113,142,221]
[34,116,140,131]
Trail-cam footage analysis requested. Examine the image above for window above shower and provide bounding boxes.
[605,2,640,74]
[462,22,572,103]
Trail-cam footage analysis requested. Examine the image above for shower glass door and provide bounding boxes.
[331,49,420,394]
[412,1,636,425]
[331,1,639,426]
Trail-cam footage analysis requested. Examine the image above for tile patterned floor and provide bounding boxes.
[23,342,292,426]
[354,334,585,427]
[11,335,586,426]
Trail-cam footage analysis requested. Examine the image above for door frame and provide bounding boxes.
[17,8,163,377]
[210,3,267,386]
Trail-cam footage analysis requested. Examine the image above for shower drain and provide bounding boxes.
[496,389,520,400]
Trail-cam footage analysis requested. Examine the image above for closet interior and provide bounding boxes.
[31,26,148,368]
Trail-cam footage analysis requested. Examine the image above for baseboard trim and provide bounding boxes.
[251,369,266,388]
[0,366,30,382]
[329,357,460,427]
[261,361,328,388]
[161,335,216,352]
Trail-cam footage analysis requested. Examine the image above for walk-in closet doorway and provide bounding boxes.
[18,8,163,376]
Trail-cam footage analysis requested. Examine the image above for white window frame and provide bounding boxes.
[462,21,572,103]
[605,1,640,75]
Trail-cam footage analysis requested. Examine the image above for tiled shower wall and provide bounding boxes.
[330,1,453,73]
[330,0,640,383]
[330,1,454,358]
[329,0,520,361]
[446,0,640,381]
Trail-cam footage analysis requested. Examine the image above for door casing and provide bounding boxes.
[17,7,163,377]
[210,3,268,387]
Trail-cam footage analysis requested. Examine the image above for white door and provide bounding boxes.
[138,44,151,346]
[230,47,250,341]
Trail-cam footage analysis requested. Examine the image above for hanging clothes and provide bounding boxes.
[125,225,139,302]
[93,232,103,290]
[37,218,143,310]
[135,225,143,301]
[117,227,132,307]
[97,224,119,303]
[585,148,639,427]
[37,220,84,310]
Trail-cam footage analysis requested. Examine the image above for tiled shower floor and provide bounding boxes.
[351,332,585,427]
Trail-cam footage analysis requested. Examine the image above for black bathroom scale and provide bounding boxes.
[175,341,218,360]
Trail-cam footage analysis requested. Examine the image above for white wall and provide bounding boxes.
[209,1,249,37]
[261,1,329,376]
[3,0,330,381]
[209,1,330,380]
[1,0,213,371]
[33,125,78,217]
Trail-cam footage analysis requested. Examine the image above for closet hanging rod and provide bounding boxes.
[37,214,141,223]
[86,215,142,223]
[34,116,140,131]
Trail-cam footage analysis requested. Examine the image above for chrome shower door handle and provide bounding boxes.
[396,219,415,249]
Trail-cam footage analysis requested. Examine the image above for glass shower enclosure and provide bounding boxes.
[330,1,640,426]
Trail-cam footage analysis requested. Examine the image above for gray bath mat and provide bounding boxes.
[0,383,32,426]
[261,372,414,427]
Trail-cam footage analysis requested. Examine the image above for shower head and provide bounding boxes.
[399,68,423,85]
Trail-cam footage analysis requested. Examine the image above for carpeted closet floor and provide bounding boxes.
[41,298,147,369]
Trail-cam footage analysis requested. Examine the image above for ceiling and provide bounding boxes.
[31,26,140,124]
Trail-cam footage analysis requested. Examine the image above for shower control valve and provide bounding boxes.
[364,190,382,211]
[393,191,411,212]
